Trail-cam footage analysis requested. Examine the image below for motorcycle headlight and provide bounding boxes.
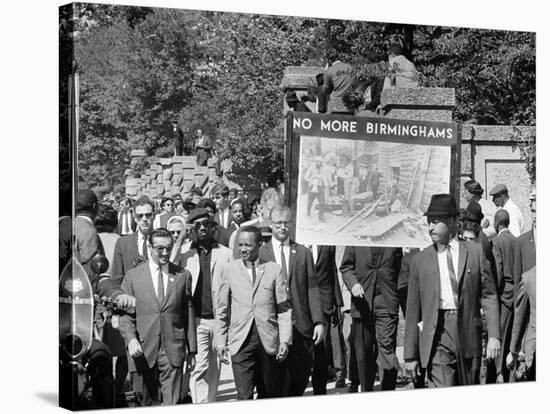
[62,334,84,358]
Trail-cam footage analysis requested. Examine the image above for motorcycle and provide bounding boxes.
[59,255,138,410]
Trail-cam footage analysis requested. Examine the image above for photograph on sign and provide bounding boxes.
[294,118,453,248]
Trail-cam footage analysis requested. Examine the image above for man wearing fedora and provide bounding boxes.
[285,90,311,113]
[489,184,524,237]
[404,194,500,387]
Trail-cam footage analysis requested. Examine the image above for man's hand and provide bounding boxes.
[486,337,501,360]
[351,283,364,298]
[186,352,196,372]
[115,294,136,310]
[127,338,143,358]
[217,347,230,365]
[276,342,289,362]
[405,360,420,380]
[312,324,326,346]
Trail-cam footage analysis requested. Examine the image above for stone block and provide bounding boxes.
[171,186,181,196]
[181,156,196,163]
[156,164,163,174]
[159,158,172,166]
[195,166,209,176]
[126,186,137,196]
[126,178,137,187]
[208,167,219,180]
[182,161,196,169]
[157,173,163,184]
[381,87,455,108]
[183,169,195,180]
[172,173,183,186]
[195,174,208,188]
[162,167,173,181]
[182,180,195,192]
[207,157,218,167]
[172,156,184,164]
[172,163,183,174]
[130,149,147,158]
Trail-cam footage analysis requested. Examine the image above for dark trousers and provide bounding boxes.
[135,345,182,406]
[351,294,399,391]
[231,322,286,399]
[428,310,480,387]
[306,188,325,220]
[284,327,314,396]
[497,304,514,382]
[312,314,332,394]
[87,339,115,408]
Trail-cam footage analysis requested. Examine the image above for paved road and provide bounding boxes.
[215,346,412,402]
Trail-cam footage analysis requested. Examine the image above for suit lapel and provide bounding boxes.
[289,240,298,283]
[186,250,200,295]
[427,245,440,299]
[210,247,219,274]
[253,261,266,295]
[161,264,178,310]
[237,259,254,286]
[141,264,160,310]
[457,242,468,285]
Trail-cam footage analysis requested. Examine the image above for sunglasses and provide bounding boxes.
[193,219,212,230]
[135,213,153,220]
[152,245,173,253]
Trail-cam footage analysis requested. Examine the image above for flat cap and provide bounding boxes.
[489,184,508,195]
[187,207,210,223]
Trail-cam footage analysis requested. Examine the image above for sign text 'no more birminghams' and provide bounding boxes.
[291,113,457,146]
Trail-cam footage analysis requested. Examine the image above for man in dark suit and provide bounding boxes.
[111,196,155,284]
[196,198,230,247]
[404,194,501,387]
[308,245,345,394]
[227,198,245,239]
[285,90,311,113]
[340,245,402,391]
[117,197,136,236]
[119,228,197,405]
[491,209,517,382]
[211,183,233,229]
[259,205,325,396]
[215,226,292,399]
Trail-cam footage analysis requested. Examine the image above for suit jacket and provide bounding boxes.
[214,259,292,355]
[116,210,136,235]
[259,240,324,338]
[119,262,197,371]
[514,229,536,300]
[214,206,233,229]
[179,244,233,318]
[492,229,517,309]
[510,266,536,367]
[340,247,402,318]
[404,242,500,367]
[398,251,419,292]
[314,245,343,315]
[111,232,141,284]
[212,223,230,248]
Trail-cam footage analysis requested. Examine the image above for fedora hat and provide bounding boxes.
[424,194,459,217]
[285,90,299,103]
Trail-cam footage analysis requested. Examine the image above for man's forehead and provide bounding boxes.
[152,236,172,246]
[135,204,153,213]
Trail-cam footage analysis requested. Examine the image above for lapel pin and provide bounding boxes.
[467,269,471,273]
[170,277,175,282]
[291,249,297,254]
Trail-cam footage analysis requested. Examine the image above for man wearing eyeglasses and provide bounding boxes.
[178,208,233,403]
[111,196,156,283]
[119,228,197,405]
[259,205,325,396]
[153,197,177,230]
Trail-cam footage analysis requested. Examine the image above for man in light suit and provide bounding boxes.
[178,208,233,403]
[111,196,155,283]
[215,226,292,399]
[118,228,197,405]
[404,194,501,387]
[259,205,325,396]
[117,197,136,235]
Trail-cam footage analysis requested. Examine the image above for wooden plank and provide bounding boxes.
[353,213,408,238]
[333,196,383,234]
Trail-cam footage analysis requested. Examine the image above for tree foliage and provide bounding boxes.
[65,6,536,194]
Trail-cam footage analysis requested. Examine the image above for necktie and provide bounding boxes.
[142,237,148,260]
[157,267,165,305]
[251,262,257,285]
[280,244,288,280]
[447,246,458,306]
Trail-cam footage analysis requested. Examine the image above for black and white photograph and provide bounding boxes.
[293,116,454,248]
[51,0,539,411]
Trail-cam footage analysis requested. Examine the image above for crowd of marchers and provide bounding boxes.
[59,175,536,407]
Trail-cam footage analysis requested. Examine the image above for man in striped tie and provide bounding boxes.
[404,194,500,387]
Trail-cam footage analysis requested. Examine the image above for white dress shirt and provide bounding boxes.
[306,244,319,264]
[244,259,260,283]
[502,198,524,237]
[437,238,459,310]
[148,260,169,298]
[271,236,291,277]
